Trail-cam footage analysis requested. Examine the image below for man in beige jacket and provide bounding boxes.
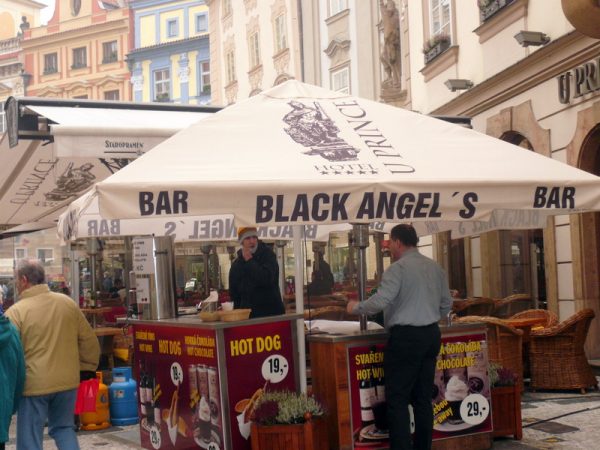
[6,259,100,450]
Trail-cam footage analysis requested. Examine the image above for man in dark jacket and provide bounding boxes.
[229,227,285,318]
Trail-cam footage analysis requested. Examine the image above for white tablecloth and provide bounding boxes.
[305,319,384,335]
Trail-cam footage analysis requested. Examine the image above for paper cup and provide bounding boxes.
[221,302,234,311]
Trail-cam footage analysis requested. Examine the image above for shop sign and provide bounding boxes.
[557,57,600,104]
[347,331,492,448]
[224,321,296,450]
[133,324,224,450]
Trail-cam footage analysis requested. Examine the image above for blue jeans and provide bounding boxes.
[17,389,79,450]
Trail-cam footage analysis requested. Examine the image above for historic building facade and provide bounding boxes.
[205,0,303,105]
[403,0,600,356]
[21,0,131,100]
[128,0,210,104]
[0,0,45,132]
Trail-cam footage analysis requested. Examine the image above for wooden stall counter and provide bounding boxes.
[127,313,302,450]
[308,323,493,450]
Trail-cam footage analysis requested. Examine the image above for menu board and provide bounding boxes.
[347,330,491,449]
[223,321,297,450]
[133,324,224,450]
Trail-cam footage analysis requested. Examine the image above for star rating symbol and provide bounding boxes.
[346,170,354,174]
[359,170,366,174]
[320,171,329,175]
[370,170,378,174]
[333,170,341,175]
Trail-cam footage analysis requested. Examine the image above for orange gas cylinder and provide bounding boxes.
[80,371,111,430]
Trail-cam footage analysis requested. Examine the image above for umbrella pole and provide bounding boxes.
[352,224,370,332]
[292,225,307,393]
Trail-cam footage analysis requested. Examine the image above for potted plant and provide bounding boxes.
[478,0,515,22]
[422,33,451,64]
[489,363,522,440]
[250,390,325,450]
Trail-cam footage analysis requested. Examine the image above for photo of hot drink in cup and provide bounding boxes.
[198,396,212,442]
[444,375,469,424]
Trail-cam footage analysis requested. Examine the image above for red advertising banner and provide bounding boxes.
[224,320,296,450]
[348,343,388,448]
[133,324,224,450]
[347,331,491,449]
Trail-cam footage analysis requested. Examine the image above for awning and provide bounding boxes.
[0,97,220,226]
[26,105,214,158]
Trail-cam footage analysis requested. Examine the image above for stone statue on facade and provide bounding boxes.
[379,0,401,88]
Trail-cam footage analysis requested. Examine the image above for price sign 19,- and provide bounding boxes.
[170,362,183,386]
[261,354,289,383]
[459,394,490,425]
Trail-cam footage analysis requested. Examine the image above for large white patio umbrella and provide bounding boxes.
[63,80,600,392]
[76,80,600,226]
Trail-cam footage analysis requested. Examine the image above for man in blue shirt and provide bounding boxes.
[347,224,452,450]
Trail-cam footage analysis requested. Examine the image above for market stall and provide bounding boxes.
[60,80,600,450]
[309,323,491,450]
[129,314,301,450]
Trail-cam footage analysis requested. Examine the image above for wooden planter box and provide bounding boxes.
[424,40,450,64]
[480,0,515,21]
[250,419,324,450]
[491,386,522,440]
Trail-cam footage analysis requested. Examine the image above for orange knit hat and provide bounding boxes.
[237,227,258,244]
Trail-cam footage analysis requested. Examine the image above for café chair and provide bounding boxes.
[492,294,533,319]
[528,308,598,393]
[509,309,559,329]
[455,315,524,390]
[453,297,496,317]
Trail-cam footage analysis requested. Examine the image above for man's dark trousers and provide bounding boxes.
[385,323,441,450]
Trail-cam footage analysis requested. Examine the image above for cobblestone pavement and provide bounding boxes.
[5,382,600,449]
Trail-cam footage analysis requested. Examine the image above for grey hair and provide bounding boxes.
[16,259,46,285]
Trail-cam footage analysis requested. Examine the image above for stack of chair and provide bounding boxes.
[455,315,524,390]
[529,308,598,393]
[453,297,496,317]
[492,294,533,318]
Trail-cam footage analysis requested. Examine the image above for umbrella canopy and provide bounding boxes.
[57,190,358,243]
[69,80,600,228]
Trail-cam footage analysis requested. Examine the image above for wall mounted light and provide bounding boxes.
[514,31,550,47]
[444,79,473,92]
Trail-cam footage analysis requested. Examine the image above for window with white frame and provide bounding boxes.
[15,248,26,259]
[329,0,348,16]
[331,66,350,94]
[72,47,87,69]
[248,32,261,68]
[154,68,171,100]
[226,50,236,84]
[199,60,210,94]
[43,52,58,74]
[430,0,451,37]
[37,248,54,264]
[102,41,118,63]
[196,13,208,33]
[274,14,287,53]
[167,19,178,38]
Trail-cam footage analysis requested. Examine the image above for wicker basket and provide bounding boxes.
[199,311,221,322]
[218,308,251,322]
